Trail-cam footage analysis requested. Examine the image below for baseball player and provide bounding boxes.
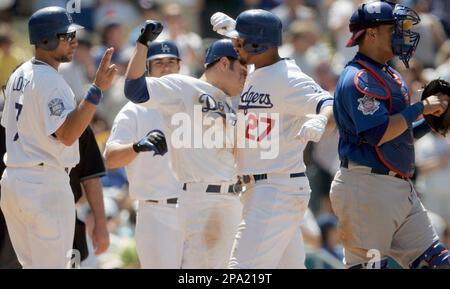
[103,40,184,269]
[331,1,450,268]
[211,9,334,268]
[0,6,116,268]
[124,21,246,268]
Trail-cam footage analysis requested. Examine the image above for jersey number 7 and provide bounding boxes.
[245,113,275,142]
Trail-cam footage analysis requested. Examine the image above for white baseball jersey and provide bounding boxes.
[106,101,182,200]
[141,74,236,183]
[236,59,332,174]
[1,58,79,168]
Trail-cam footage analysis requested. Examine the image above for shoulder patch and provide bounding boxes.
[357,95,380,115]
[48,98,65,116]
[354,69,390,100]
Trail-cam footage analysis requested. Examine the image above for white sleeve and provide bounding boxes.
[106,106,138,148]
[282,76,332,116]
[142,75,185,114]
[43,83,76,136]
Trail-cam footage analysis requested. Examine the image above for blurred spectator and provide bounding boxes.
[435,39,450,82]
[94,0,139,31]
[94,20,127,68]
[0,23,27,88]
[317,214,344,263]
[327,0,361,66]
[163,3,204,76]
[415,132,450,220]
[406,0,446,68]
[280,20,332,77]
[431,0,450,37]
[60,31,96,102]
[270,0,316,32]
[196,0,242,39]
[444,223,450,249]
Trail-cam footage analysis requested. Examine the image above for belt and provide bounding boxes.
[242,172,306,183]
[340,159,407,180]
[38,163,69,174]
[182,183,241,194]
[146,197,178,205]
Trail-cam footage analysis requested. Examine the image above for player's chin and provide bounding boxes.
[60,54,74,63]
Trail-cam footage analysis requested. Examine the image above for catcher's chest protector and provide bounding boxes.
[354,59,415,177]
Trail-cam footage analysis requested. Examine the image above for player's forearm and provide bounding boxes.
[125,43,148,80]
[377,114,408,145]
[319,106,336,130]
[82,177,107,225]
[104,143,138,169]
[55,100,96,146]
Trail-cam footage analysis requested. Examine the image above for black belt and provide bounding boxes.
[247,172,306,182]
[182,183,240,194]
[38,163,69,174]
[146,197,178,205]
[340,159,407,180]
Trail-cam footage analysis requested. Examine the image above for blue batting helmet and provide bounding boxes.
[28,6,84,51]
[147,40,180,61]
[346,1,420,68]
[204,39,239,67]
[225,9,282,54]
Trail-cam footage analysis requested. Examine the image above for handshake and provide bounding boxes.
[133,129,168,156]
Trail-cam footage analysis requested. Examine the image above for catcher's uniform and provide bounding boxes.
[105,102,184,268]
[133,74,242,269]
[230,59,332,269]
[1,59,78,268]
[331,52,439,268]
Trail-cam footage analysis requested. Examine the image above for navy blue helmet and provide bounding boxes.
[225,9,282,54]
[204,39,239,67]
[28,6,84,51]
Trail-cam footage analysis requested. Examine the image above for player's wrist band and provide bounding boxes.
[84,84,103,105]
[400,102,424,128]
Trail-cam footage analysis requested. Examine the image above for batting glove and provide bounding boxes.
[210,12,236,37]
[133,129,168,156]
[137,20,163,47]
[296,114,328,144]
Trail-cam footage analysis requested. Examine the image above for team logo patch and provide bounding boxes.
[357,95,380,115]
[48,98,65,116]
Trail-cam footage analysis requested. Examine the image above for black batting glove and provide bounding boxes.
[133,129,168,156]
[137,20,163,47]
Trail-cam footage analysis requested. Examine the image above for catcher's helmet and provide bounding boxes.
[204,39,239,67]
[346,1,420,68]
[28,6,84,51]
[225,9,282,54]
[147,40,180,61]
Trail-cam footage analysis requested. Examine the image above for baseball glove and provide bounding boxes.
[421,79,450,136]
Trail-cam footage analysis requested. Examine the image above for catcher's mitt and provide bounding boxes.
[421,79,450,136]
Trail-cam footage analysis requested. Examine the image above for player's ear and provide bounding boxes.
[218,56,230,71]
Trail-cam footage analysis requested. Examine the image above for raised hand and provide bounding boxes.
[93,47,117,91]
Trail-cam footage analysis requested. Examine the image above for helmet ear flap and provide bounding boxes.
[36,37,59,51]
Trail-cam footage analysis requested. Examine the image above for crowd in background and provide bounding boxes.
[1,0,449,268]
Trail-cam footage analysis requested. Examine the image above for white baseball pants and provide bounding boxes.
[0,166,75,269]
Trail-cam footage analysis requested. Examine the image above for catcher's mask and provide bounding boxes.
[391,4,421,68]
[347,1,420,68]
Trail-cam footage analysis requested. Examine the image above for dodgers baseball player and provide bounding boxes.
[331,1,450,268]
[104,40,184,269]
[211,9,334,268]
[0,6,116,268]
[124,22,246,268]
